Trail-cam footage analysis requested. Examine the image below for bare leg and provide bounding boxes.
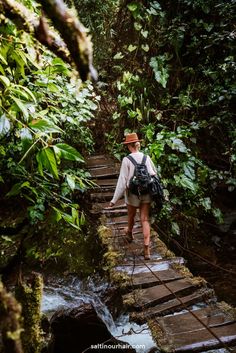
[127,204,137,234]
[140,202,151,246]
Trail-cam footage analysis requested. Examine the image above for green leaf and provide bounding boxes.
[0,54,7,65]
[134,22,142,31]
[127,3,138,11]
[7,181,30,196]
[53,143,84,162]
[0,114,10,136]
[200,197,211,210]
[11,96,29,118]
[66,174,75,190]
[19,85,37,103]
[0,64,5,75]
[141,44,149,52]
[29,119,62,133]
[0,75,10,87]
[175,175,197,192]
[141,30,148,38]
[128,45,137,52]
[171,222,180,235]
[149,56,169,88]
[113,52,124,60]
[47,82,60,93]
[37,148,59,179]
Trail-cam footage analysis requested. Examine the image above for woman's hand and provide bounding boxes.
[109,201,114,207]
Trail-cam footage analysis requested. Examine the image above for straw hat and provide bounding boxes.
[122,133,142,144]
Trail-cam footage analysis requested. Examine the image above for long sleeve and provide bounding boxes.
[111,152,157,205]
[111,157,129,204]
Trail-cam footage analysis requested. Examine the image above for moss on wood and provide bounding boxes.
[0,281,23,353]
[217,301,236,320]
[154,234,175,259]
[110,270,130,288]
[15,273,43,353]
[148,318,174,353]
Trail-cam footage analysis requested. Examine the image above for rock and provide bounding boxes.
[47,303,136,353]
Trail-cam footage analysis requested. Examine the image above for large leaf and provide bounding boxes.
[37,148,59,179]
[11,96,29,119]
[0,54,7,65]
[6,181,38,197]
[53,143,84,162]
[66,174,75,190]
[175,175,197,192]
[0,75,10,87]
[30,119,62,134]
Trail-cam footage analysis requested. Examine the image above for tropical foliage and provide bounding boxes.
[90,0,235,236]
[0,15,99,228]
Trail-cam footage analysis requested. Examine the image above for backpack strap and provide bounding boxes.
[126,155,138,166]
[127,154,147,166]
[141,154,147,165]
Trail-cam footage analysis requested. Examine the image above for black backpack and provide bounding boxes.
[127,154,151,196]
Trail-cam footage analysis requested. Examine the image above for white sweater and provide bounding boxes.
[111,152,157,204]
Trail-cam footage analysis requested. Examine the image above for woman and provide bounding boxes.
[109,133,156,260]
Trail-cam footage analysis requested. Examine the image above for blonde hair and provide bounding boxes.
[129,141,140,149]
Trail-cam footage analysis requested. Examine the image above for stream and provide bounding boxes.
[41,275,157,353]
[41,275,231,353]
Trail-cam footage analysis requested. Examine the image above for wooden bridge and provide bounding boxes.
[87,155,236,353]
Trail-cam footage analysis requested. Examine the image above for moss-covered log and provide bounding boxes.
[0,0,69,64]
[15,273,43,353]
[0,0,97,81]
[40,0,97,81]
[0,281,23,353]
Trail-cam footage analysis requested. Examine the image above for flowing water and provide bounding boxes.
[41,275,231,353]
[41,275,157,353]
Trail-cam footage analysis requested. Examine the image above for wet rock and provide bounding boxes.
[47,303,136,353]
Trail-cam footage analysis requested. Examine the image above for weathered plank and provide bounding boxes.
[89,166,119,178]
[115,258,185,274]
[93,178,118,186]
[130,289,215,323]
[122,278,196,310]
[120,256,185,266]
[86,155,116,167]
[153,307,236,352]
[130,268,184,288]
[90,191,114,200]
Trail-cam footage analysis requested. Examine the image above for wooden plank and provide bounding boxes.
[154,308,236,352]
[106,215,129,223]
[90,199,126,213]
[130,268,184,288]
[89,166,119,178]
[122,278,195,310]
[157,307,235,332]
[92,178,118,186]
[102,208,127,215]
[115,258,185,274]
[92,199,126,210]
[120,256,184,266]
[90,191,114,200]
[131,289,215,323]
[86,155,116,167]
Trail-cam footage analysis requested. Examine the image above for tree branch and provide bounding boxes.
[40,0,97,81]
[0,0,97,81]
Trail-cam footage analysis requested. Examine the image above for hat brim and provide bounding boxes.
[122,139,143,144]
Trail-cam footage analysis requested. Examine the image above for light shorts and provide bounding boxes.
[125,190,152,208]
